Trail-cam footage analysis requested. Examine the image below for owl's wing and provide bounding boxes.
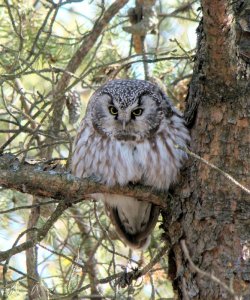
[105,196,160,249]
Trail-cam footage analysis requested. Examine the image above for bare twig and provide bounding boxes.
[70,206,102,298]
[180,240,240,299]
[0,263,39,283]
[0,199,60,215]
[50,243,169,299]
[175,144,250,195]
[0,199,70,262]
[0,96,52,154]
[39,243,85,269]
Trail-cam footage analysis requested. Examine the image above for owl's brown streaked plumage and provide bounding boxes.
[72,79,190,249]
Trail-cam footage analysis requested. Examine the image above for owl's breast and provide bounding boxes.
[106,140,144,186]
[72,122,187,190]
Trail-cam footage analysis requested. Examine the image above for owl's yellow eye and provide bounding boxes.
[109,106,118,115]
[131,108,143,116]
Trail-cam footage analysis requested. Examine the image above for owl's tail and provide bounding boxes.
[104,196,160,250]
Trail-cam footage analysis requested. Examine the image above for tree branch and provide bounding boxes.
[0,153,166,208]
[50,243,169,299]
[0,198,70,262]
[26,197,43,300]
[46,0,129,158]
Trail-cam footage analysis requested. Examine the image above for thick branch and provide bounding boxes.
[0,154,166,207]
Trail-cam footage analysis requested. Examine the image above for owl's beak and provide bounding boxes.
[118,113,129,130]
[122,119,126,130]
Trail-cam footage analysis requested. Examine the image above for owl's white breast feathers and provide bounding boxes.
[72,114,189,191]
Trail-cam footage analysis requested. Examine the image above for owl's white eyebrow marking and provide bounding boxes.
[103,93,114,105]
[137,92,150,106]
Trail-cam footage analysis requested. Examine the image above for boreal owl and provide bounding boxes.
[72,79,190,249]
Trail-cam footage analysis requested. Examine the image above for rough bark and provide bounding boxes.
[165,1,250,299]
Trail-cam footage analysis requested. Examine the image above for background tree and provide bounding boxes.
[0,0,249,300]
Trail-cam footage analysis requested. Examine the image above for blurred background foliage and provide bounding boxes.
[0,0,199,298]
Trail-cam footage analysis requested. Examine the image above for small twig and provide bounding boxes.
[175,144,250,195]
[70,205,102,297]
[0,199,59,215]
[8,104,41,127]
[138,243,169,277]
[2,226,39,299]
[171,38,193,61]
[116,243,169,288]
[50,243,169,299]
[180,240,240,299]
[182,276,190,300]
[0,98,51,154]
[0,200,70,262]
[39,243,85,269]
[141,37,150,80]
[0,263,39,283]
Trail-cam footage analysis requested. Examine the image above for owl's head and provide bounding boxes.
[87,79,172,142]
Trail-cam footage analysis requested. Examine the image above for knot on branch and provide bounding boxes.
[0,153,19,170]
[115,267,141,288]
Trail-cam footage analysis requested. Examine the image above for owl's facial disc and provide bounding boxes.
[91,93,162,141]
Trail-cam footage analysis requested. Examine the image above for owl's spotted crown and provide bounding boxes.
[97,79,162,109]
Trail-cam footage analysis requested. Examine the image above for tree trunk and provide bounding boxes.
[166,1,250,299]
